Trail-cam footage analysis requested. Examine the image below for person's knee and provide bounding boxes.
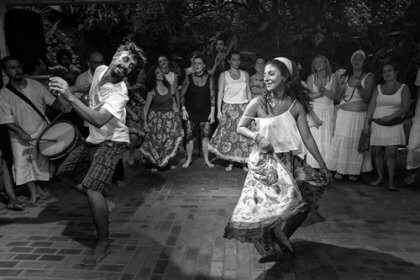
[372,146,384,158]
[385,147,397,159]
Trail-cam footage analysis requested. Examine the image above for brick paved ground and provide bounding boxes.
[1,152,420,280]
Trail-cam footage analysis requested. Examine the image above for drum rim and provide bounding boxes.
[37,120,81,160]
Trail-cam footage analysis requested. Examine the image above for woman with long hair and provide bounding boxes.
[208,50,253,171]
[363,61,411,190]
[224,57,331,263]
[306,55,336,168]
[140,66,184,171]
[326,50,375,181]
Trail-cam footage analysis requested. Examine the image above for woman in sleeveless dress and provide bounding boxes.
[140,66,184,171]
[405,68,420,184]
[363,61,411,190]
[326,50,375,181]
[180,55,216,168]
[208,51,253,171]
[224,57,332,263]
[306,55,336,169]
[158,55,180,112]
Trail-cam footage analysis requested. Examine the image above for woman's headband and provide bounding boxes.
[350,50,366,63]
[274,57,293,75]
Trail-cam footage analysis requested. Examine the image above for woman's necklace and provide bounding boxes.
[343,72,364,102]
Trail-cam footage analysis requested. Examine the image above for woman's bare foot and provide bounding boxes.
[182,160,191,168]
[170,165,176,170]
[225,164,233,172]
[348,175,358,181]
[204,160,214,168]
[405,173,417,185]
[81,242,110,266]
[106,199,117,212]
[370,177,383,186]
[151,168,158,172]
[242,166,249,172]
[127,157,135,167]
[334,173,342,180]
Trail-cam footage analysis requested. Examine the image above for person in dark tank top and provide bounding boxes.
[180,55,216,168]
[140,66,184,171]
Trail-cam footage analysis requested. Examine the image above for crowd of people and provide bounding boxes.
[0,37,419,265]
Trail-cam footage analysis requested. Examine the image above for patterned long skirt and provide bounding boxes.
[224,150,327,259]
[208,103,253,163]
[140,109,184,167]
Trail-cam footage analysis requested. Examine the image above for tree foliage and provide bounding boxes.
[34,0,418,81]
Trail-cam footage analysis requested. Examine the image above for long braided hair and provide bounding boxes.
[259,58,311,114]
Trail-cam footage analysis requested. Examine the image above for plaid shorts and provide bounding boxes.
[57,141,127,196]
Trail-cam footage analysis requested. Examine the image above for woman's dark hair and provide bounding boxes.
[227,49,241,61]
[380,59,401,83]
[192,54,206,65]
[145,65,170,92]
[258,58,311,114]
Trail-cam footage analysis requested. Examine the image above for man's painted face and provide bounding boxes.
[4,59,23,81]
[111,51,138,78]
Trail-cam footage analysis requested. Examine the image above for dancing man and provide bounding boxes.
[49,42,146,266]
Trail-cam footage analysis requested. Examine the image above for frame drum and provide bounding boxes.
[37,121,80,161]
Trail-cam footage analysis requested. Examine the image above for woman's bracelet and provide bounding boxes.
[254,133,263,144]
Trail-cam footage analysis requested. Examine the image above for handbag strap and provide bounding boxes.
[6,83,50,124]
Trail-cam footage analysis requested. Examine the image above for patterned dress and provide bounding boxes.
[140,88,184,167]
[224,101,328,259]
[208,70,253,163]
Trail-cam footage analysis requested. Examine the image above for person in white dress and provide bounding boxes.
[363,61,411,191]
[306,55,335,169]
[405,68,420,184]
[326,50,375,181]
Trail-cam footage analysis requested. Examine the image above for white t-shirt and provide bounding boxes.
[86,65,129,144]
[0,79,55,138]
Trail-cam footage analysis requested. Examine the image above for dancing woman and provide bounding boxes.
[208,50,253,171]
[180,55,216,168]
[224,57,332,263]
[140,66,184,170]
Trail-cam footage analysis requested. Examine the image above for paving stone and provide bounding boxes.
[39,254,65,261]
[0,268,23,276]
[13,254,40,261]
[0,261,19,268]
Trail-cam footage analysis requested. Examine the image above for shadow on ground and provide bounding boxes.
[255,240,420,280]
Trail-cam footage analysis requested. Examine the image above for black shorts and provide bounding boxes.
[184,120,210,142]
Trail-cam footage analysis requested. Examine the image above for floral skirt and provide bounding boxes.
[208,103,253,163]
[224,150,327,258]
[140,109,184,167]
